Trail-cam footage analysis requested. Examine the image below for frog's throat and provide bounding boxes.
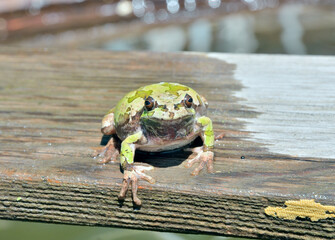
[140,115,195,140]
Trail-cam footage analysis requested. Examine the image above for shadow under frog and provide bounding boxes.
[100,134,203,169]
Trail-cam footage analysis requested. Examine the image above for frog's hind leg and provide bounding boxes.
[95,135,120,164]
[101,109,116,135]
[95,110,119,164]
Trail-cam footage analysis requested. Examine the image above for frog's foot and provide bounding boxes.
[185,147,214,176]
[94,145,119,164]
[118,165,155,206]
[215,132,225,140]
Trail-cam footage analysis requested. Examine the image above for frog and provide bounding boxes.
[97,82,214,206]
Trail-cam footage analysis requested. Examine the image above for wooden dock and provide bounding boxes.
[0,49,334,239]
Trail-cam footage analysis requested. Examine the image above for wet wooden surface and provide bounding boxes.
[0,49,334,240]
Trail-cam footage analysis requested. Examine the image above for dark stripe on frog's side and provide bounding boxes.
[141,115,194,141]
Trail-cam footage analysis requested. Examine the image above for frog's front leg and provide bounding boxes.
[185,116,214,176]
[118,131,155,206]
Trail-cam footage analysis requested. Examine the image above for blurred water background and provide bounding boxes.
[0,0,334,239]
[0,0,334,54]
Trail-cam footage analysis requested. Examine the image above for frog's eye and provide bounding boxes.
[184,94,193,108]
[144,96,155,111]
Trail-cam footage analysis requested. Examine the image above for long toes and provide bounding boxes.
[135,165,154,173]
[185,155,201,168]
[134,168,155,184]
[95,147,112,164]
[140,173,155,184]
[131,178,142,206]
[97,156,111,164]
[191,160,206,176]
[206,158,214,173]
[133,196,141,206]
[109,151,119,163]
[215,132,225,140]
[112,150,119,158]
[133,166,155,183]
[185,160,194,168]
[118,179,129,200]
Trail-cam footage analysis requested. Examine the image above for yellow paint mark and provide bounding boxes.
[265,199,335,221]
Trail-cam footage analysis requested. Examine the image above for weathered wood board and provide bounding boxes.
[0,49,334,239]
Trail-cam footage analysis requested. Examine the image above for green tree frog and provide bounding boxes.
[97,82,214,205]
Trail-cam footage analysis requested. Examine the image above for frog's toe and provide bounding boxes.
[133,165,155,184]
[185,153,201,168]
[118,178,130,201]
[130,176,141,205]
[191,160,206,176]
[206,154,214,173]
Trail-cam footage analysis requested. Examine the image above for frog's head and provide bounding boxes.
[114,82,208,139]
[139,82,208,139]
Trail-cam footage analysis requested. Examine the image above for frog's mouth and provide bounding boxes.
[141,114,195,140]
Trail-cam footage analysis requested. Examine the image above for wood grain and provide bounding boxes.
[0,49,334,240]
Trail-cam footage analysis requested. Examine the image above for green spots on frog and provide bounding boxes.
[161,82,189,96]
[174,103,182,110]
[159,104,168,112]
[118,112,130,124]
[117,107,131,123]
[128,89,153,103]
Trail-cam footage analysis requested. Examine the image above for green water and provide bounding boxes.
[0,220,247,240]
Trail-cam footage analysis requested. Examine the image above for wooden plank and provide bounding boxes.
[0,49,334,239]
